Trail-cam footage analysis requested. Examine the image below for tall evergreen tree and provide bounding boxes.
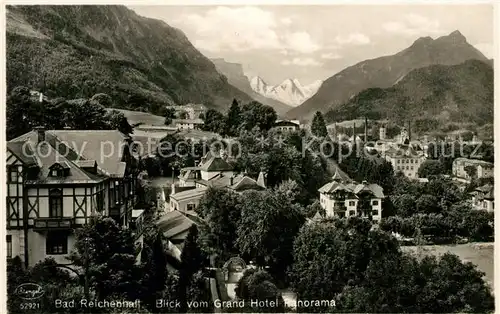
[179,225,205,312]
[226,98,242,136]
[311,111,328,137]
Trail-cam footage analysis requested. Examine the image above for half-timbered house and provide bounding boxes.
[6,127,139,267]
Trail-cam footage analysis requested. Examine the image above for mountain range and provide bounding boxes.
[250,76,322,107]
[210,58,292,116]
[287,30,491,120]
[325,59,493,126]
[6,5,252,113]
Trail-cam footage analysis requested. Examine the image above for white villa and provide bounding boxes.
[318,167,385,223]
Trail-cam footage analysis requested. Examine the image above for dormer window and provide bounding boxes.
[49,162,70,177]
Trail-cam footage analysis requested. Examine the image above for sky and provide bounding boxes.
[129,5,493,86]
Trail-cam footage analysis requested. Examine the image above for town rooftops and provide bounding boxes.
[319,178,385,199]
[473,184,494,200]
[9,129,133,183]
[199,155,233,172]
[453,157,494,168]
[170,187,208,202]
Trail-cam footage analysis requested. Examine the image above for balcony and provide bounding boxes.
[33,217,75,231]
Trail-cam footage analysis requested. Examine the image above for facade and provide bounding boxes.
[318,168,385,223]
[183,103,207,120]
[172,119,204,130]
[452,158,494,182]
[272,120,300,132]
[6,128,139,267]
[384,144,426,179]
[470,185,494,212]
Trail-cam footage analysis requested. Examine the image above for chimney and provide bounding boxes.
[33,126,46,143]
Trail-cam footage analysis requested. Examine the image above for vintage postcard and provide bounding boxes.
[2,2,496,313]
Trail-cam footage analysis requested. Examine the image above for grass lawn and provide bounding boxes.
[401,242,494,288]
[108,108,165,125]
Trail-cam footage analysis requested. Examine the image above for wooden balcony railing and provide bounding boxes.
[33,217,75,230]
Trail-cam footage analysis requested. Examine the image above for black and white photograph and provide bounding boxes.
[3,2,496,313]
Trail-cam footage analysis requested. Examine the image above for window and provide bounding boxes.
[187,203,196,211]
[372,210,378,216]
[338,212,345,218]
[50,170,59,177]
[349,210,355,216]
[8,167,19,183]
[410,159,414,164]
[46,231,68,255]
[397,160,400,164]
[411,166,414,170]
[483,202,487,209]
[96,191,104,212]
[49,189,63,218]
[348,201,355,206]
[6,235,12,258]
[372,200,379,206]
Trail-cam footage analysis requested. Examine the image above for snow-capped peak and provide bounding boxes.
[249,77,323,107]
[250,76,269,95]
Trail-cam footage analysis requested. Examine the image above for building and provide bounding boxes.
[183,103,207,120]
[6,128,140,267]
[172,119,204,130]
[384,144,426,179]
[379,126,387,140]
[470,184,494,212]
[156,210,201,262]
[170,151,265,212]
[318,168,385,223]
[452,158,494,182]
[272,120,300,132]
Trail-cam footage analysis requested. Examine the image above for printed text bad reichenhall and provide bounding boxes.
[55,299,141,309]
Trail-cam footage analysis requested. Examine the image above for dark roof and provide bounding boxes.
[7,142,38,166]
[319,179,384,198]
[8,129,132,184]
[156,211,198,239]
[273,120,299,127]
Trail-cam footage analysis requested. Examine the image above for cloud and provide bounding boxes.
[383,13,444,36]
[281,57,322,67]
[474,43,493,58]
[173,6,320,54]
[176,6,282,52]
[284,31,321,54]
[321,52,342,59]
[334,33,370,45]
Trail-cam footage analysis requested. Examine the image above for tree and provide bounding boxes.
[91,93,114,108]
[418,159,445,178]
[226,99,242,136]
[464,165,478,180]
[236,189,305,283]
[163,107,176,125]
[202,109,226,134]
[179,225,205,312]
[69,217,142,301]
[415,194,440,214]
[195,188,242,264]
[311,111,328,137]
[105,109,133,135]
[240,101,277,131]
[290,217,399,312]
[235,268,285,313]
[390,194,417,217]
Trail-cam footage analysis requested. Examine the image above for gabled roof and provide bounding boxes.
[229,175,265,191]
[156,210,198,239]
[8,129,132,184]
[331,166,351,182]
[319,179,384,199]
[170,187,207,201]
[199,155,233,172]
[7,142,38,166]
